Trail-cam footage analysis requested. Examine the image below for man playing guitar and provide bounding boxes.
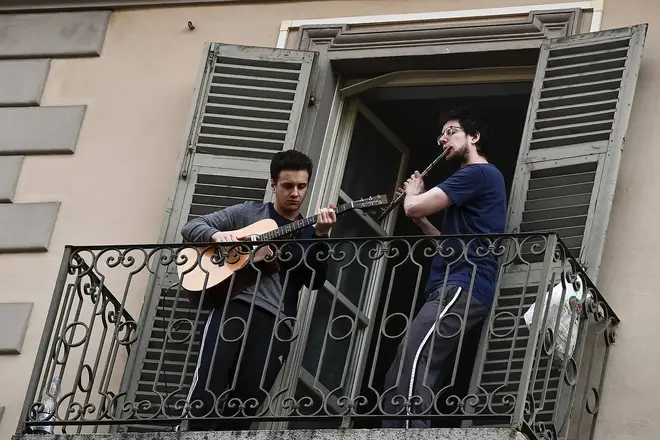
[180,150,337,431]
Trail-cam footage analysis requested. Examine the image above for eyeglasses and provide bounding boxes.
[437,125,463,145]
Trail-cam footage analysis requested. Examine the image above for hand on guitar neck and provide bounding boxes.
[314,204,337,236]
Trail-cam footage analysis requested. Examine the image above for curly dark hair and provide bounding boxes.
[270,150,314,181]
[438,107,490,156]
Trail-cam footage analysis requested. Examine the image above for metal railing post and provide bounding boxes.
[15,247,72,436]
[511,233,558,429]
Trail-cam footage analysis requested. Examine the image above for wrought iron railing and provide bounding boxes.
[16,233,618,439]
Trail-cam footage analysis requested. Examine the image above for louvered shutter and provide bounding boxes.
[474,24,647,432]
[124,43,316,430]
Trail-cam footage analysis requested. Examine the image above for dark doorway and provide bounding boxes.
[351,81,532,428]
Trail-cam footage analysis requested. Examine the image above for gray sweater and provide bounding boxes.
[180,201,328,320]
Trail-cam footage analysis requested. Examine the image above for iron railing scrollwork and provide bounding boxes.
[15,233,618,438]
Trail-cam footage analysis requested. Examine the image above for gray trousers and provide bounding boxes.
[382,285,490,428]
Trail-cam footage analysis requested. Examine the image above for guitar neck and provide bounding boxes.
[256,195,388,241]
[259,211,336,241]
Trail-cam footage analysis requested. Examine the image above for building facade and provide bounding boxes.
[0,1,657,439]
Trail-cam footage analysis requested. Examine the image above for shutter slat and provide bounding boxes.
[149,338,200,350]
[538,89,620,109]
[210,83,296,101]
[543,68,625,89]
[481,378,559,388]
[527,182,594,200]
[540,78,621,98]
[196,144,281,160]
[195,184,265,199]
[561,235,583,249]
[523,206,589,224]
[216,55,303,71]
[142,359,197,370]
[207,92,293,110]
[532,120,613,139]
[144,348,191,362]
[534,110,615,130]
[524,193,592,211]
[203,114,289,131]
[140,370,195,383]
[205,103,291,120]
[214,73,300,91]
[548,36,630,56]
[546,46,629,67]
[200,123,287,141]
[536,99,618,119]
[529,130,611,150]
[197,174,267,187]
[193,194,262,208]
[197,133,283,150]
[544,56,627,77]
[189,202,237,217]
[527,170,595,189]
[215,63,302,81]
[520,214,587,232]
[494,295,536,308]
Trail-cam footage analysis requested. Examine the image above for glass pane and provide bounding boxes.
[327,207,380,306]
[341,112,403,222]
[302,288,364,392]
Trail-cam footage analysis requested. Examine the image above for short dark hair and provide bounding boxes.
[438,107,489,156]
[270,150,314,181]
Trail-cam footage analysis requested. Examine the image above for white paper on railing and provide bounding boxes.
[523,274,584,364]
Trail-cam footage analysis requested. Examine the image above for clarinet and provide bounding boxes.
[376,148,450,222]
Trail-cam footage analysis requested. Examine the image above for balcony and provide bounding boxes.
[14,233,617,440]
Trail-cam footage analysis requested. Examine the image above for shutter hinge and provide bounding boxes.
[180,45,216,180]
[180,146,194,179]
[308,95,316,107]
[206,44,217,70]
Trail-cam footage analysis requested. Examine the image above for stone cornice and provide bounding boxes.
[314,10,582,59]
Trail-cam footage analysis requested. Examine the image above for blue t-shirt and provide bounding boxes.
[424,163,507,307]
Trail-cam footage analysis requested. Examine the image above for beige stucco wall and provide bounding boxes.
[594,0,660,439]
[0,0,658,438]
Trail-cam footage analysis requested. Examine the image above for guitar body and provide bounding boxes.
[174,194,388,307]
[177,218,280,294]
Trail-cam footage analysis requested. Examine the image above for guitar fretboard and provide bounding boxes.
[255,195,385,242]
[259,211,337,241]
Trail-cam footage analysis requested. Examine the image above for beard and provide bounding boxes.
[446,143,469,165]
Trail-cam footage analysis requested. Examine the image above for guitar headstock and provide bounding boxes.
[337,194,389,213]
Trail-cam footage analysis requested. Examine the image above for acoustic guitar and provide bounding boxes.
[177,194,389,299]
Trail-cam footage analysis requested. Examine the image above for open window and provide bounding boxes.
[304,23,646,432]
[311,75,533,430]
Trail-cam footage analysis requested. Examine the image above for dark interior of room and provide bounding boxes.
[350,81,532,428]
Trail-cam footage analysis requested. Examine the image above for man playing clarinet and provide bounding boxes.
[382,107,507,428]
